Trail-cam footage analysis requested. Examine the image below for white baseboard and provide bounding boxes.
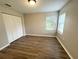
[56,36,74,59]
[26,34,56,37]
[0,43,10,50]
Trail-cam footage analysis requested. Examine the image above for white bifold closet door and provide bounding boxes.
[2,13,23,43]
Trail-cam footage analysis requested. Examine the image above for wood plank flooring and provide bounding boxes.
[0,36,70,59]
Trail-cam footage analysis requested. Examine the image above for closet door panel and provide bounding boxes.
[16,17,23,38]
[2,14,23,43]
[12,16,23,40]
[2,14,14,43]
[11,16,18,40]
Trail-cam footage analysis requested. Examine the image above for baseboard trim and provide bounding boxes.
[0,43,10,51]
[56,36,74,59]
[26,34,56,37]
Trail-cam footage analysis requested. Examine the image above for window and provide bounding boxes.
[46,16,57,30]
[58,13,66,34]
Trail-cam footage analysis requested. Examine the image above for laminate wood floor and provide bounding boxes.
[0,36,70,59]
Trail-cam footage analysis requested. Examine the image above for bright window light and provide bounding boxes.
[58,13,66,34]
[46,16,57,31]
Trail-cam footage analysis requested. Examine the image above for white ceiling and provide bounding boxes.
[0,0,69,14]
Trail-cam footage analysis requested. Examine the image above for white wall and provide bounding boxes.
[0,5,24,49]
[57,0,78,59]
[24,12,58,37]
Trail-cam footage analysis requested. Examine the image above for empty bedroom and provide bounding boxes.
[0,0,78,59]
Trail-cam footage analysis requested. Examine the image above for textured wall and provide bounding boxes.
[57,0,78,59]
[24,12,58,36]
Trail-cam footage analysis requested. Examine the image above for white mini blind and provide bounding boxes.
[58,13,66,34]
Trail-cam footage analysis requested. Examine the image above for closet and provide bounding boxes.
[2,13,23,43]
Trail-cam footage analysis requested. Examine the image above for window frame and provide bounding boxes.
[57,13,66,34]
[45,16,57,31]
